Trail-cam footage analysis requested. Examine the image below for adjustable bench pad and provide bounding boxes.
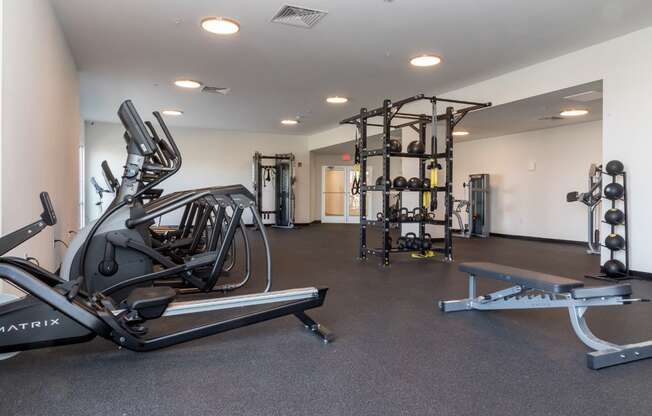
[459,262,584,293]
[572,284,631,299]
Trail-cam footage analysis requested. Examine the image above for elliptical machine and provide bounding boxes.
[0,100,332,361]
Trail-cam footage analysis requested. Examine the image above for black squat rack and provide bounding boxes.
[341,94,491,266]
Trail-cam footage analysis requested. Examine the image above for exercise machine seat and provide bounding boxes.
[459,262,584,293]
[572,284,632,299]
[126,286,176,319]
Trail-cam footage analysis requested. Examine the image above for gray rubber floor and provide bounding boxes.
[2,224,652,416]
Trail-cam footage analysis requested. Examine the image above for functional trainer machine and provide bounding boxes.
[453,174,490,238]
[466,174,490,237]
[567,164,602,255]
[252,152,295,228]
[341,94,491,266]
[440,262,651,370]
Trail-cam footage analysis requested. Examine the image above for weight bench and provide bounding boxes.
[439,262,652,370]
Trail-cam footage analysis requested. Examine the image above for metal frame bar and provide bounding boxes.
[98,287,332,351]
[349,94,490,266]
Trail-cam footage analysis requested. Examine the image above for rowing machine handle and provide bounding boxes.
[40,192,57,226]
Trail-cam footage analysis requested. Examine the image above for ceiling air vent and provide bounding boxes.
[271,5,328,28]
[202,86,231,95]
[538,116,565,121]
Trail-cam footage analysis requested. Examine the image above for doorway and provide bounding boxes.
[321,166,372,223]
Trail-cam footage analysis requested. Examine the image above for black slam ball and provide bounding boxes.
[604,208,625,225]
[604,234,626,251]
[605,160,624,176]
[603,182,624,200]
[603,259,626,277]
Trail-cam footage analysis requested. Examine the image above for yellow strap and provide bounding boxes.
[423,192,430,208]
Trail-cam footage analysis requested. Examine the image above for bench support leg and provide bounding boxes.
[440,278,652,369]
[567,305,652,369]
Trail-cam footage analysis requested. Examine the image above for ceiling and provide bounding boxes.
[51,0,652,135]
[313,80,603,153]
[455,80,603,141]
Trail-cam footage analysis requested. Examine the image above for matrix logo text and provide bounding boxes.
[0,319,60,334]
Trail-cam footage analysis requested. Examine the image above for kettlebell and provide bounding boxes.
[399,207,410,222]
[412,207,424,221]
[421,233,433,250]
[405,233,417,250]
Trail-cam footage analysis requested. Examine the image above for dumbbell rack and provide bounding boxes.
[341,94,491,266]
[587,166,630,281]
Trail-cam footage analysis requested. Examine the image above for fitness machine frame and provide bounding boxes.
[252,152,295,228]
[341,94,490,266]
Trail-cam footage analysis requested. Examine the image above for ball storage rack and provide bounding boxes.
[341,94,491,266]
[587,165,630,281]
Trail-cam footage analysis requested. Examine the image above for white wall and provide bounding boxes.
[308,25,652,272]
[84,121,311,224]
[454,121,602,241]
[1,0,80,274]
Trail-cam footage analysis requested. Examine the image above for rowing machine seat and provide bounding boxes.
[126,286,176,319]
[459,262,584,293]
[572,284,632,299]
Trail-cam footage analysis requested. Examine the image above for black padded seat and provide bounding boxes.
[572,284,632,299]
[459,262,584,293]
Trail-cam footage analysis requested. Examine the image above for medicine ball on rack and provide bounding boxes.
[422,178,431,189]
[376,176,386,187]
[407,140,425,155]
[408,177,423,190]
[604,182,624,200]
[604,234,626,251]
[389,139,402,153]
[605,160,624,176]
[604,208,625,225]
[393,176,408,189]
[603,259,626,277]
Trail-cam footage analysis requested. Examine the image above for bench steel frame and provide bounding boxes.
[440,273,652,370]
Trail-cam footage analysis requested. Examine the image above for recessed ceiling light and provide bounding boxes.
[410,54,442,67]
[281,119,299,125]
[162,110,183,116]
[201,17,240,35]
[453,131,469,136]
[326,96,349,104]
[174,79,202,89]
[560,109,589,117]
